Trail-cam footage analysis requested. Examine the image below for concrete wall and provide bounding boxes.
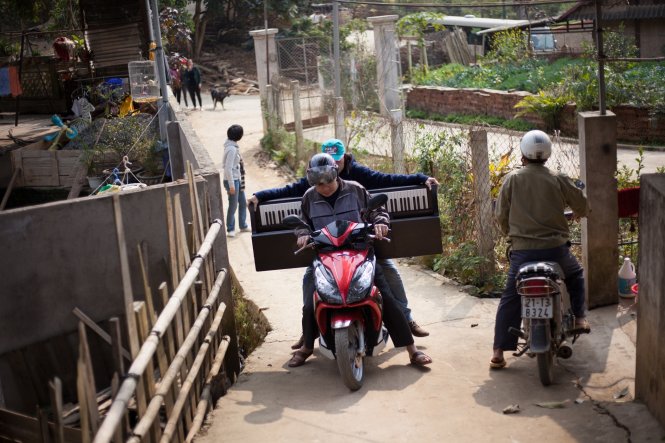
[406,86,665,143]
[0,95,239,411]
[0,180,207,354]
[636,173,665,429]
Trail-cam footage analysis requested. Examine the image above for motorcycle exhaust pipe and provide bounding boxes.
[557,341,573,359]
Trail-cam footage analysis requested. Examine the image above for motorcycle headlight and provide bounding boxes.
[347,261,374,303]
[315,264,342,304]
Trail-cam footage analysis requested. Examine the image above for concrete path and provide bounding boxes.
[184,94,664,442]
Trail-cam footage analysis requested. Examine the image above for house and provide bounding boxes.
[557,0,665,58]
[477,0,665,57]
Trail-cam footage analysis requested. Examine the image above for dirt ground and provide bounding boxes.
[197,43,258,92]
[181,94,665,443]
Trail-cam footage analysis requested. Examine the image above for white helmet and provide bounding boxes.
[520,130,552,161]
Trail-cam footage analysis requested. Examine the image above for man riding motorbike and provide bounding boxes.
[491,130,590,369]
[289,153,433,368]
[249,139,436,341]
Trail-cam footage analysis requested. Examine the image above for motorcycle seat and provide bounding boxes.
[517,261,564,280]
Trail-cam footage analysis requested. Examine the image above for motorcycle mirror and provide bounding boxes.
[368,194,388,211]
[283,215,309,230]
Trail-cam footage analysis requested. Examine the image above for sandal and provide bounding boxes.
[490,357,506,369]
[288,349,313,367]
[290,334,304,350]
[571,318,591,334]
[409,351,432,366]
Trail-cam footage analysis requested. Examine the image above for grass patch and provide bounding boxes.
[232,282,271,361]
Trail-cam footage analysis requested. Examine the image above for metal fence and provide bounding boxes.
[275,36,333,129]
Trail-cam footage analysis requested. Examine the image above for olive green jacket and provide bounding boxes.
[495,163,588,250]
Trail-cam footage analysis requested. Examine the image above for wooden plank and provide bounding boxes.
[0,407,82,443]
[48,378,65,443]
[112,194,140,358]
[108,317,124,378]
[9,149,80,188]
[158,283,177,367]
[67,162,87,199]
[37,407,50,443]
[0,167,20,210]
[164,188,179,295]
[72,308,131,361]
[77,322,99,434]
[157,282,183,443]
[134,302,160,443]
[137,244,176,427]
[110,375,124,443]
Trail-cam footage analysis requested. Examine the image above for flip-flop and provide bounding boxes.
[409,351,432,366]
[490,357,507,369]
[572,318,591,334]
[288,349,313,367]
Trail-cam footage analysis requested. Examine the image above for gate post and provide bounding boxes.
[291,80,304,162]
[334,97,346,145]
[390,109,405,173]
[368,15,401,117]
[250,28,279,133]
[578,111,618,308]
[469,129,496,277]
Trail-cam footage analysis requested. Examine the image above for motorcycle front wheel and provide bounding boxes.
[537,350,554,386]
[335,324,364,391]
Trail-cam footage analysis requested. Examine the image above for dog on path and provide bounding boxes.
[211,87,228,110]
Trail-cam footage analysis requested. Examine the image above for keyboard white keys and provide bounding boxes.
[371,188,430,214]
[259,201,302,226]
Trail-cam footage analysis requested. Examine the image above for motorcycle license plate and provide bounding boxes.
[522,296,553,319]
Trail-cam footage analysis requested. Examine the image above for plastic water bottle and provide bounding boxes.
[618,257,637,298]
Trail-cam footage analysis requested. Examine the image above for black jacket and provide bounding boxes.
[255,153,429,202]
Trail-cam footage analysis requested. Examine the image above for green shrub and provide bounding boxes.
[514,89,569,131]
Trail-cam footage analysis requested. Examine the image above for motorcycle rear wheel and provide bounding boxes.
[537,350,554,386]
[335,324,363,391]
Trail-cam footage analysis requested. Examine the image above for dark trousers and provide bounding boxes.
[174,87,187,106]
[186,84,202,108]
[493,244,586,351]
[302,263,414,349]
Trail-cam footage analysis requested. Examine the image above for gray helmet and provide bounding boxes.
[520,130,552,161]
[306,153,338,186]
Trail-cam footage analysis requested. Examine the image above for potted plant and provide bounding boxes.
[135,139,166,185]
[70,114,158,188]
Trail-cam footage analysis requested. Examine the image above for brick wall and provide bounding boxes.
[406,86,665,143]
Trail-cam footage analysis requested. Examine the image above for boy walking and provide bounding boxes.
[223,125,249,237]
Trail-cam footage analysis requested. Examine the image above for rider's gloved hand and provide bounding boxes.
[374,224,388,240]
[297,235,309,248]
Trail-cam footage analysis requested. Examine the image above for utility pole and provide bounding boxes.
[149,0,172,175]
[333,0,341,97]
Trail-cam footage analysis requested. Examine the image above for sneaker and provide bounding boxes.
[227,231,236,237]
[409,321,430,337]
[240,226,251,232]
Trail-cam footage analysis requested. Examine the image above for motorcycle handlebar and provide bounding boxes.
[293,224,391,255]
[293,241,315,255]
[367,234,391,243]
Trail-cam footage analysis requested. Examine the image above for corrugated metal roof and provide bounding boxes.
[562,3,665,21]
[80,0,149,75]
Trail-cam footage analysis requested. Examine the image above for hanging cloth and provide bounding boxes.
[8,67,22,97]
[0,68,10,96]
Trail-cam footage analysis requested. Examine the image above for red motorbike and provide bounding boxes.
[283,194,390,390]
